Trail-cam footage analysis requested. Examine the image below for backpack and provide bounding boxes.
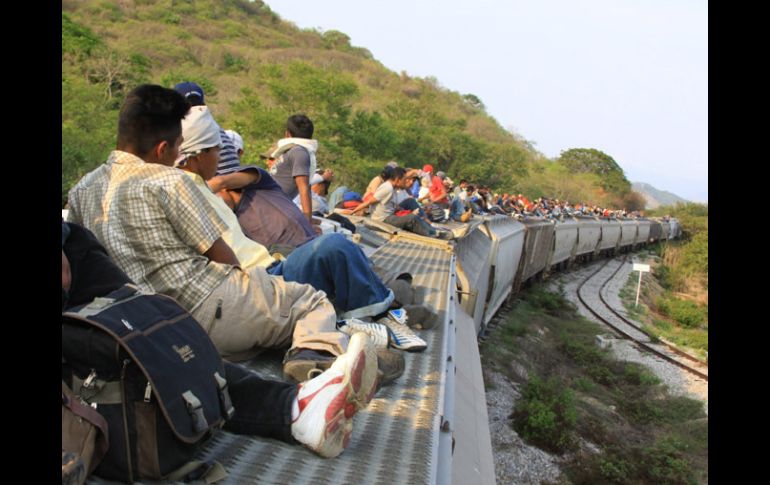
[62,381,109,485]
[61,284,234,483]
[427,204,447,223]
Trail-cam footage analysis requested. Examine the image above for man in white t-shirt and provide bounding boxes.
[347,167,452,240]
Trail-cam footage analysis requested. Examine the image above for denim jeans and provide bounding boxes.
[384,213,437,238]
[397,197,427,219]
[268,233,394,320]
[449,198,468,221]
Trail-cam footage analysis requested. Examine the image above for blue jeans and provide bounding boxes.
[398,198,427,219]
[267,233,394,320]
[449,198,468,221]
[384,213,437,238]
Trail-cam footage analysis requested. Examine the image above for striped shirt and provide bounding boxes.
[66,150,232,311]
[216,129,242,175]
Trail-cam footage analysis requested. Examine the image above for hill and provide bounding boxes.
[62,0,636,210]
[631,182,688,209]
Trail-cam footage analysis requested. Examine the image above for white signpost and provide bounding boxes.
[633,263,651,307]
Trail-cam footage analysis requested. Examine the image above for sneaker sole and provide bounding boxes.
[344,333,380,408]
[315,334,378,457]
[392,343,427,353]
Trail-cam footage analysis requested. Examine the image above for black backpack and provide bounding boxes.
[61,284,234,483]
[427,204,447,223]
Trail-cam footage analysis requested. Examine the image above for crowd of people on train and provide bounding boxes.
[62,81,652,472]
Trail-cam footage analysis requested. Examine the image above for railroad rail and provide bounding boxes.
[576,257,708,381]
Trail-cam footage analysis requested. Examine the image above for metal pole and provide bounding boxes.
[635,270,642,307]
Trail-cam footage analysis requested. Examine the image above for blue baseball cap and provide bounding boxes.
[342,191,363,203]
[173,81,205,105]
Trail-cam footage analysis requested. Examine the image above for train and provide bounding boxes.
[75,209,680,485]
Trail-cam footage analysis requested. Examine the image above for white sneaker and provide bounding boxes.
[336,319,390,349]
[291,333,379,458]
[382,313,427,352]
[387,308,408,325]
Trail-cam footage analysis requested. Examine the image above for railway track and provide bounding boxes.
[576,255,708,381]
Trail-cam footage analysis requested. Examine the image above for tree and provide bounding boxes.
[462,93,485,111]
[622,191,647,212]
[557,148,631,196]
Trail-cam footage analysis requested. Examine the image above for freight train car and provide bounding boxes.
[77,209,678,485]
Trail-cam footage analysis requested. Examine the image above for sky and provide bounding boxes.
[265,0,708,203]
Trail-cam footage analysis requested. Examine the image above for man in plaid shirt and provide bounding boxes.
[67,85,377,381]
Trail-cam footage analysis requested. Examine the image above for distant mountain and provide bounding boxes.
[632,182,688,209]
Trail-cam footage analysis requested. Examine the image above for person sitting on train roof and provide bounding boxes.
[363,161,398,202]
[264,114,318,223]
[66,84,398,383]
[174,105,404,328]
[62,220,380,459]
[291,167,357,233]
[417,166,449,209]
[360,165,430,222]
[344,166,454,240]
[174,81,242,185]
[447,181,473,222]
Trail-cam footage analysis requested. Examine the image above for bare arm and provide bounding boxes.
[203,237,241,268]
[295,175,313,221]
[347,197,377,216]
[207,171,260,193]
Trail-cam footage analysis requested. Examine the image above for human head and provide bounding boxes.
[390,166,407,188]
[380,164,395,181]
[310,172,329,196]
[286,114,314,139]
[224,129,244,158]
[176,105,223,181]
[117,84,190,164]
[173,81,206,106]
[422,164,434,174]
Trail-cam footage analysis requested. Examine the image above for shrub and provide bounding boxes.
[527,287,573,317]
[600,453,633,483]
[62,13,102,57]
[641,437,697,485]
[511,375,577,452]
[657,296,707,328]
[224,53,248,72]
[623,364,661,386]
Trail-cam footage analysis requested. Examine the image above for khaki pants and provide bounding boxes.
[192,265,347,361]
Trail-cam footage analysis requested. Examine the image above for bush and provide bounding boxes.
[600,453,633,483]
[511,375,577,453]
[657,296,707,328]
[62,13,102,57]
[527,287,574,317]
[642,437,697,485]
[623,364,661,386]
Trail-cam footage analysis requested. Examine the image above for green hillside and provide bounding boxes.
[62,0,636,209]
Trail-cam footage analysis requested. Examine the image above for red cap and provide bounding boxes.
[422,164,434,173]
